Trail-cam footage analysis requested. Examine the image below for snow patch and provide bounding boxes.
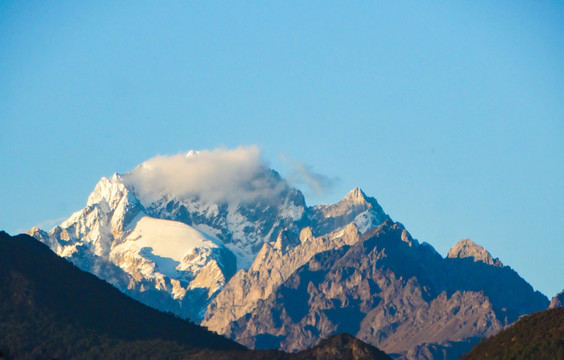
[353,210,379,234]
[117,216,222,263]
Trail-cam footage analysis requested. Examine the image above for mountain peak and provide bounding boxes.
[308,188,389,236]
[344,187,368,203]
[447,239,503,267]
[86,175,128,210]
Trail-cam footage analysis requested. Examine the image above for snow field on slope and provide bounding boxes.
[115,216,222,265]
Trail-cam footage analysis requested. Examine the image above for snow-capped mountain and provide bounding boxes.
[30,173,238,321]
[27,148,548,360]
[29,149,385,321]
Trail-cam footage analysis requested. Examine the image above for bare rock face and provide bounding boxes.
[447,239,503,267]
[549,290,564,309]
[209,221,548,360]
[202,223,362,334]
[203,188,391,333]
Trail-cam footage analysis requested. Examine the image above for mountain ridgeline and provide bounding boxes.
[27,152,549,360]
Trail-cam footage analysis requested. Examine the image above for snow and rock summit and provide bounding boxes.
[29,149,387,321]
[29,172,238,321]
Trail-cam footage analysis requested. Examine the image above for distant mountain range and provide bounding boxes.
[26,151,551,359]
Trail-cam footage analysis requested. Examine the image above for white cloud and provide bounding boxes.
[280,154,337,197]
[122,146,288,205]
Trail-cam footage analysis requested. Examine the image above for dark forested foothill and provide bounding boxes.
[0,231,243,359]
[461,307,564,360]
[187,333,392,360]
[0,231,389,360]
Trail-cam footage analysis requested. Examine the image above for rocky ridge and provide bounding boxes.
[203,222,363,334]
[204,221,548,360]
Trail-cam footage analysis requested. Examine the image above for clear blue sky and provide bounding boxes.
[1,1,563,298]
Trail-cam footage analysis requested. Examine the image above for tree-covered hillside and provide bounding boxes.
[461,307,564,360]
